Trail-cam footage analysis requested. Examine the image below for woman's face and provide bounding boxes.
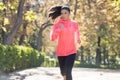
[61,9,70,20]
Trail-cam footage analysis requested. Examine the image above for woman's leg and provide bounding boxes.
[58,53,76,80]
[58,56,67,77]
[65,53,76,80]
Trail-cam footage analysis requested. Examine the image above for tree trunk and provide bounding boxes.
[37,30,43,51]
[1,0,7,44]
[19,22,28,45]
[1,18,6,44]
[80,46,84,63]
[87,0,91,9]
[34,19,52,51]
[103,47,109,65]
[4,0,25,45]
[73,0,78,19]
[87,49,91,64]
[82,1,86,13]
[96,36,101,65]
[96,48,101,65]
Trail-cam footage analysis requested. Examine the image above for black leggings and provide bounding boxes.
[58,53,76,80]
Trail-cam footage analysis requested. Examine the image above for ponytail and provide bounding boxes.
[48,6,70,20]
[48,6,62,20]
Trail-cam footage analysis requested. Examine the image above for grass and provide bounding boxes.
[77,63,120,70]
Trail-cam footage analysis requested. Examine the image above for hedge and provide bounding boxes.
[0,44,45,72]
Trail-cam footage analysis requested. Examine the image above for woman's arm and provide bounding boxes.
[75,22,81,44]
[50,23,61,41]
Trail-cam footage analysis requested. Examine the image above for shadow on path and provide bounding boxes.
[0,67,120,80]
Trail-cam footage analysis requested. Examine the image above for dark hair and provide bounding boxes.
[48,6,70,20]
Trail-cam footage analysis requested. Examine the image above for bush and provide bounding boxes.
[0,44,45,73]
[41,56,57,67]
[74,60,81,67]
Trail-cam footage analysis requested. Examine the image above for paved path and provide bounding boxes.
[0,67,120,80]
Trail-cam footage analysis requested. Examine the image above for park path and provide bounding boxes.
[0,67,120,80]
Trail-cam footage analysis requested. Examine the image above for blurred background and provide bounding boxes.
[0,0,120,73]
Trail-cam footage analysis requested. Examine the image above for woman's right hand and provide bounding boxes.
[59,24,64,29]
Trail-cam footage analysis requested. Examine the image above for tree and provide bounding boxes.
[3,0,25,45]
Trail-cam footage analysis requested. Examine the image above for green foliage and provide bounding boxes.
[0,44,44,73]
[41,56,57,67]
[0,2,6,11]
[24,10,37,22]
[111,0,120,7]
[74,60,81,67]
[0,44,57,73]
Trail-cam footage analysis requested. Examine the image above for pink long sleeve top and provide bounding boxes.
[50,19,80,56]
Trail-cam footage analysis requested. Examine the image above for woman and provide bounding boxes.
[49,6,81,80]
